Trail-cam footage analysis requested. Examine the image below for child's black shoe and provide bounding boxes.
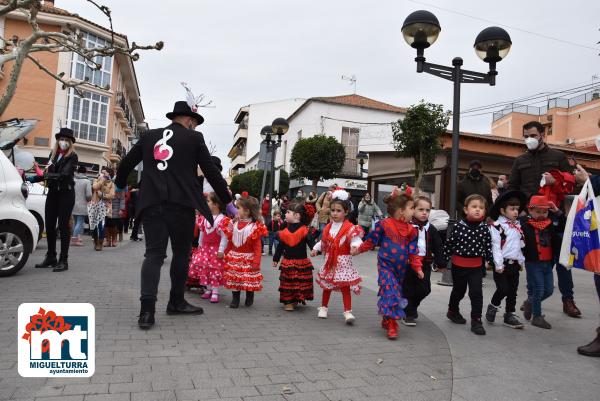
[503,313,524,329]
[485,304,498,323]
[230,291,241,309]
[447,310,467,324]
[471,318,486,335]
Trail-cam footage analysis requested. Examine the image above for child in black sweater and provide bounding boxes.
[445,194,493,335]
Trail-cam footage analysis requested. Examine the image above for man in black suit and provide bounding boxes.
[116,101,232,329]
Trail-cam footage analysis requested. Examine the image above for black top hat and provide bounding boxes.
[490,189,527,220]
[166,101,204,125]
[211,156,223,172]
[55,127,76,143]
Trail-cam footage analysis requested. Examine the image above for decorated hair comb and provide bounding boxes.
[391,183,413,198]
[331,188,349,201]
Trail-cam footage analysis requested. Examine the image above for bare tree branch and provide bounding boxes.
[0,0,163,116]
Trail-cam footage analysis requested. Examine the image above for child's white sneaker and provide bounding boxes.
[317,306,328,319]
[343,310,355,325]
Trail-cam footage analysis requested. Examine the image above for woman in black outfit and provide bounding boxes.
[34,128,78,272]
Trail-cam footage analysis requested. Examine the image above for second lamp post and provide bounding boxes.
[260,118,289,217]
[401,10,512,285]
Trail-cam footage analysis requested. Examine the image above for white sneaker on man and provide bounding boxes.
[317,306,328,319]
[343,310,355,325]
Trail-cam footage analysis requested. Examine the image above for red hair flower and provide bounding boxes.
[241,191,249,199]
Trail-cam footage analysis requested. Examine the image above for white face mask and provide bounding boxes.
[58,140,70,150]
[497,180,504,189]
[525,137,539,151]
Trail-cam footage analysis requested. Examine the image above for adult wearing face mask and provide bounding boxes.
[34,128,78,272]
[456,160,493,218]
[115,100,232,330]
[497,174,509,196]
[509,121,581,318]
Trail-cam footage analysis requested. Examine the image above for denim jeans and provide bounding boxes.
[72,215,86,237]
[525,261,554,317]
[318,222,327,240]
[268,232,279,255]
[93,221,105,240]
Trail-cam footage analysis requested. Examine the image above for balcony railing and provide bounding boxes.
[493,87,600,122]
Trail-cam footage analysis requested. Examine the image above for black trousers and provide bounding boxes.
[403,262,432,318]
[131,213,142,238]
[448,265,483,319]
[490,262,520,313]
[45,189,75,259]
[140,203,195,305]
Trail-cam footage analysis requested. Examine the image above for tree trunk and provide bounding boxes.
[311,179,318,194]
[414,151,425,197]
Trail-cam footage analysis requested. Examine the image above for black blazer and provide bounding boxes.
[36,151,78,192]
[115,123,231,223]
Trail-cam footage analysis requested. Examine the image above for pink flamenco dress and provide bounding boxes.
[188,213,230,302]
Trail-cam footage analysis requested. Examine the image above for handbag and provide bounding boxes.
[559,179,600,273]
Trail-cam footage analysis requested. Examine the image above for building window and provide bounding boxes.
[33,137,49,147]
[67,89,110,144]
[341,127,360,175]
[71,31,112,88]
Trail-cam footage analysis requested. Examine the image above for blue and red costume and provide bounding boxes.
[358,218,423,335]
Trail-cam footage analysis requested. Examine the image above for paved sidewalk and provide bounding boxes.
[0,239,452,401]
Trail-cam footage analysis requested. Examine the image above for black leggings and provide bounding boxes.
[45,189,75,259]
[490,262,520,313]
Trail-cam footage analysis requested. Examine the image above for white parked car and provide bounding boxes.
[25,182,46,239]
[0,150,39,276]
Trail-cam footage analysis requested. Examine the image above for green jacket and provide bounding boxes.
[357,200,382,227]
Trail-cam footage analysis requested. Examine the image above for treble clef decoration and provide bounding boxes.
[153,129,174,171]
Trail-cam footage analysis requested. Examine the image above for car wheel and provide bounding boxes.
[0,223,32,277]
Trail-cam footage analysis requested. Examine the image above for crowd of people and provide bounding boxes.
[31,101,599,357]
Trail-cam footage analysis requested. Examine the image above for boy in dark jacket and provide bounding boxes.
[521,195,562,329]
[403,196,445,326]
[265,210,285,256]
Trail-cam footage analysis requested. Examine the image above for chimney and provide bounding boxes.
[44,0,55,7]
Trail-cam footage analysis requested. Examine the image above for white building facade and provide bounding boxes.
[228,94,405,196]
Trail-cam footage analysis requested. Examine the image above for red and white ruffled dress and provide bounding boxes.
[188,214,230,288]
[314,220,364,294]
[223,220,268,292]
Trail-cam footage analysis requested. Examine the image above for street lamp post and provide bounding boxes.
[260,118,289,217]
[357,151,369,178]
[401,10,511,285]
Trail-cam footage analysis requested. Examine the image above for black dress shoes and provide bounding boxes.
[166,300,204,315]
[52,258,68,272]
[35,255,57,268]
[138,312,155,330]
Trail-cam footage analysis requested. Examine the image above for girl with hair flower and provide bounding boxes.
[273,199,319,311]
[223,192,268,308]
[311,188,364,324]
[353,185,424,340]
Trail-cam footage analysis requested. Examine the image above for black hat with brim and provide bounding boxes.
[166,101,204,125]
[211,156,223,172]
[55,127,76,143]
[490,189,527,220]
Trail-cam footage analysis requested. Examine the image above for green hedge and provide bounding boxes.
[230,169,289,198]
